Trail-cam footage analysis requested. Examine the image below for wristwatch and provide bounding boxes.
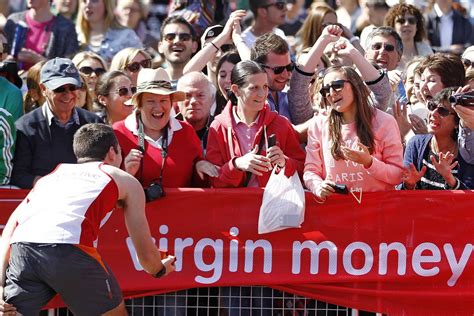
[153,265,167,278]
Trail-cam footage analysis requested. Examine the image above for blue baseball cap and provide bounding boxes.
[40,57,81,90]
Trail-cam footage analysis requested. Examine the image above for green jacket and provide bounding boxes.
[0,77,23,185]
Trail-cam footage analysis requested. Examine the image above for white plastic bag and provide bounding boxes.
[258,167,305,234]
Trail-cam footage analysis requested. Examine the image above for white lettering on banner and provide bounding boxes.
[126,226,472,286]
[292,241,337,274]
[412,242,441,277]
[343,242,374,275]
[379,242,407,275]
[443,243,473,287]
[244,240,272,273]
[194,238,224,284]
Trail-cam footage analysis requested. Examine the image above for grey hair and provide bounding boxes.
[366,26,404,58]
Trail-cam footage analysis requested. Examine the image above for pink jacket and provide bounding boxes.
[304,109,404,193]
[206,102,305,188]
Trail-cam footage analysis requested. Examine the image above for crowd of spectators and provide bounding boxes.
[0,0,474,197]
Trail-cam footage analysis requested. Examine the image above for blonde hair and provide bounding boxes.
[72,51,108,70]
[76,0,122,45]
[109,47,151,71]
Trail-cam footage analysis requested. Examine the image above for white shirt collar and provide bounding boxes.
[42,102,80,127]
[124,111,182,149]
[434,4,453,18]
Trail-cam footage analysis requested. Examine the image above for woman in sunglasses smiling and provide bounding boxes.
[110,47,152,85]
[303,27,403,201]
[401,88,474,190]
[384,3,432,70]
[96,70,135,125]
[72,51,108,99]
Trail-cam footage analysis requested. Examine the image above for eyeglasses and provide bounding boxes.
[262,1,286,10]
[79,66,106,76]
[371,42,396,52]
[163,32,193,42]
[261,62,294,75]
[114,86,137,97]
[462,58,473,68]
[320,79,349,97]
[124,59,152,73]
[52,85,81,94]
[427,101,455,117]
[395,17,417,25]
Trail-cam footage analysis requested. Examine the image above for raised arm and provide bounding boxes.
[183,10,247,74]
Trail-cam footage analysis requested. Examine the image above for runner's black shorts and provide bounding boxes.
[4,242,123,315]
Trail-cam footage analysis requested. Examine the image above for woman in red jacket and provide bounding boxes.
[206,60,305,188]
[113,68,214,196]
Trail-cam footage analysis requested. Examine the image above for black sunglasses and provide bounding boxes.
[261,62,294,75]
[79,66,106,76]
[53,85,81,94]
[320,79,349,98]
[163,32,193,42]
[115,86,137,97]
[396,17,417,25]
[262,1,286,10]
[125,59,152,73]
[371,42,395,52]
[462,58,473,68]
[427,101,455,117]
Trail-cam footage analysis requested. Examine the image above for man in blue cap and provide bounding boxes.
[11,57,102,189]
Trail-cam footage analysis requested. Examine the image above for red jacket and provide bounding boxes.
[113,115,204,188]
[206,102,305,188]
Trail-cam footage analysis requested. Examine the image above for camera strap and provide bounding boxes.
[137,113,168,187]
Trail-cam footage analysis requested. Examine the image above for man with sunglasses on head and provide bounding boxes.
[241,0,288,49]
[10,57,102,189]
[158,16,198,89]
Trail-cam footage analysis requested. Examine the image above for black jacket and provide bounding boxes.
[426,9,472,49]
[11,106,102,189]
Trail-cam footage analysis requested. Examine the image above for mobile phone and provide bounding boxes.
[330,183,349,195]
[267,134,276,148]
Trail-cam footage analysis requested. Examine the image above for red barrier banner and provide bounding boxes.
[0,188,474,315]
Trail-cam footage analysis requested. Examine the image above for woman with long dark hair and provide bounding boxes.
[206,60,305,188]
[304,65,404,201]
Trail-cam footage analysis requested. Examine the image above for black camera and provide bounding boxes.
[329,183,349,195]
[144,182,165,202]
[449,92,474,107]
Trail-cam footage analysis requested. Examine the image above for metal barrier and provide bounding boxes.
[53,286,351,315]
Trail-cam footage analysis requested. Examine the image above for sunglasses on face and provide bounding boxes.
[395,17,417,25]
[262,1,286,10]
[114,86,137,97]
[79,66,106,76]
[320,79,349,98]
[163,32,192,42]
[52,85,80,94]
[261,62,294,75]
[462,58,473,68]
[427,101,455,117]
[124,59,152,73]
[371,42,395,52]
